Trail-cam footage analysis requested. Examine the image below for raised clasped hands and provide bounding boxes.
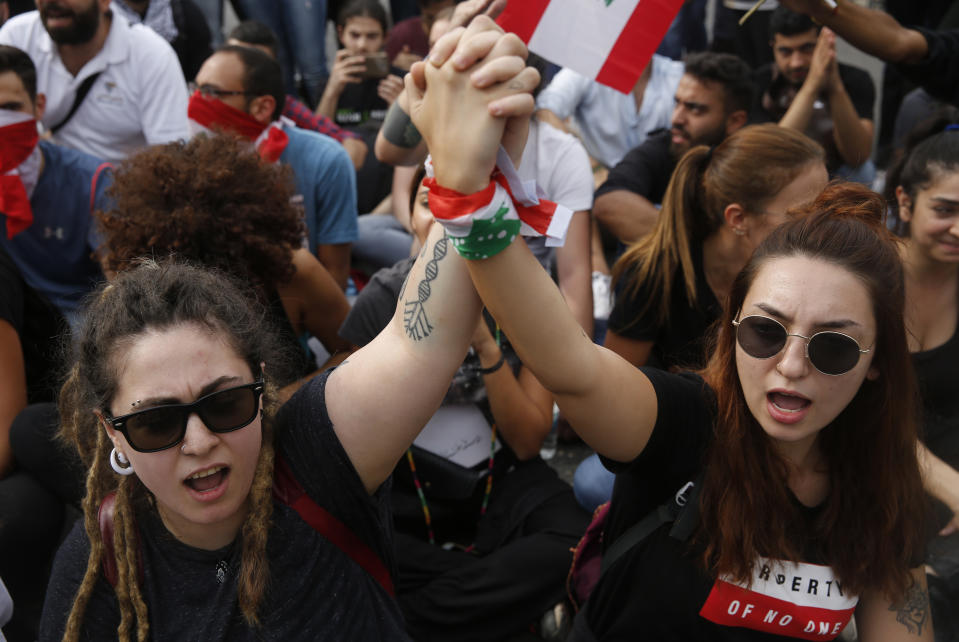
[807,27,839,94]
[405,15,540,194]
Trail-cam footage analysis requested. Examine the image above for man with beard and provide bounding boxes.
[593,52,752,245]
[189,46,357,290]
[752,8,875,184]
[0,0,189,163]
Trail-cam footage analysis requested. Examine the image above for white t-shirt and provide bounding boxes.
[536,55,684,168]
[518,119,593,269]
[0,4,189,162]
[518,119,594,213]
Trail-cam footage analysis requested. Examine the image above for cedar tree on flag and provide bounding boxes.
[497,0,684,94]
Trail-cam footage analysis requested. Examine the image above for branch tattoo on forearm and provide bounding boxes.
[889,580,930,635]
[404,236,448,340]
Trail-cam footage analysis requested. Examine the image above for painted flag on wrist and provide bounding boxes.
[497,0,684,94]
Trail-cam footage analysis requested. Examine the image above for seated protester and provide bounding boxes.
[885,114,959,639]
[606,125,826,371]
[384,0,455,71]
[339,170,589,641]
[0,245,70,641]
[318,0,406,215]
[572,125,827,511]
[407,23,935,638]
[97,132,354,399]
[777,0,959,108]
[190,45,358,290]
[752,8,876,185]
[317,0,403,132]
[113,0,212,81]
[0,0,189,163]
[593,52,752,245]
[0,45,112,326]
[226,20,369,172]
[39,29,537,639]
[535,54,685,170]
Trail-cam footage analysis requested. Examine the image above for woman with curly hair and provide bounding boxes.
[97,132,351,399]
[408,19,934,640]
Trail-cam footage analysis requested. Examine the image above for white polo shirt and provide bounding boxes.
[0,4,189,162]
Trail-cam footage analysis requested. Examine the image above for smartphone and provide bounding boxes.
[360,52,390,79]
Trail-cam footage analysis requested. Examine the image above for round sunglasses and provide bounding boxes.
[732,315,870,376]
[104,379,264,453]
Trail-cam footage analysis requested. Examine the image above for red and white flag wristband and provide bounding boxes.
[424,147,573,260]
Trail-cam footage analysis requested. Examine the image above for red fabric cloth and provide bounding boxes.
[0,118,39,238]
[187,91,290,162]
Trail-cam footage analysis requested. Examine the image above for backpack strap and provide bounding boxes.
[599,474,703,575]
[272,456,395,596]
[98,459,396,597]
[50,72,101,134]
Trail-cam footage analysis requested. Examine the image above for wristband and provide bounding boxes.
[477,350,506,375]
[424,146,574,260]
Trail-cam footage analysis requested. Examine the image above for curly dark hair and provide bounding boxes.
[97,133,306,294]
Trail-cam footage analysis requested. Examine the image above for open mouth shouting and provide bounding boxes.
[184,465,231,501]
[766,389,812,425]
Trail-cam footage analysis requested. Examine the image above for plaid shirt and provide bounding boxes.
[282,96,359,142]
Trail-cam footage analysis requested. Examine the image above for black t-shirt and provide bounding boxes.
[586,369,861,641]
[606,238,721,371]
[40,371,411,641]
[334,66,403,134]
[900,28,959,107]
[751,63,874,173]
[913,322,959,471]
[594,129,675,205]
[0,245,65,403]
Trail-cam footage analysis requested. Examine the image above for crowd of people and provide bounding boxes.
[0,0,957,640]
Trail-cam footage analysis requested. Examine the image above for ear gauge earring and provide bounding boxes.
[110,447,135,476]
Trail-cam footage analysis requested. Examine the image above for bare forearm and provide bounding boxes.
[476,342,552,459]
[464,238,658,462]
[556,211,594,336]
[593,190,660,244]
[918,442,959,512]
[809,1,928,64]
[327,224,482,492]
[829,86,873,167]
[316,243,351,290]
[778,83,818,132]
[316,85,340,121]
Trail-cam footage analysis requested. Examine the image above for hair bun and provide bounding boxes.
[804,180,887,234]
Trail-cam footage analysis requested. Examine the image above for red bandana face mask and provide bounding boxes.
[187,91,289,163]
[0,111,41,239]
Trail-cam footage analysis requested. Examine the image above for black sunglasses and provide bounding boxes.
[733,315,871,376]
[104,379,264,453]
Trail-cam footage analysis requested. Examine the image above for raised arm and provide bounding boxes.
[324,23,538,494]
[407,19,660,464]
[777,0,929,64]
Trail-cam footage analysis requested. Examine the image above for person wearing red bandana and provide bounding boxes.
[0,45,111,324]
[191,45,358,290]
[0,44,103,640]
[0,0,189,163]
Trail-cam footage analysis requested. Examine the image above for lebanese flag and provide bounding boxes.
[497,0,684,94]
